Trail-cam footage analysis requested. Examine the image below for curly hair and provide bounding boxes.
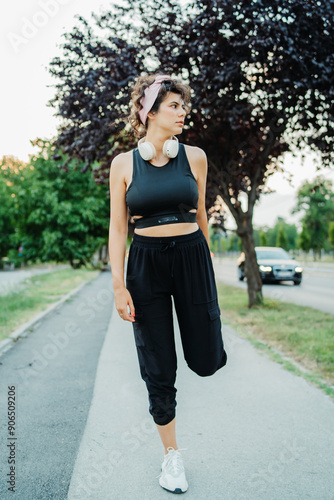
[128,73,192,138]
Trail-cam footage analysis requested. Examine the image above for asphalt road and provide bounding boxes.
[0,264,71,296]
[1,271,333,499]
[0,272,113,500]
[212,257,334,314]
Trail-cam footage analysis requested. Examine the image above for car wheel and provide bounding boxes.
[293,280,302,285]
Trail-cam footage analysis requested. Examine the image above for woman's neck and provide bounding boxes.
[144,130,173,157]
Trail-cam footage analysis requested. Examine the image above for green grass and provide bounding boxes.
[0,268,99,341]
[217,282,334,397]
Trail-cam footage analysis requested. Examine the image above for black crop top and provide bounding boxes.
[125,143,199,228]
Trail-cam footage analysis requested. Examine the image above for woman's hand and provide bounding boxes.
[114,286,135,322]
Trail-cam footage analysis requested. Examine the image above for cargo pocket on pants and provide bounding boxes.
[208,303,222,352]
[132,309,155,352]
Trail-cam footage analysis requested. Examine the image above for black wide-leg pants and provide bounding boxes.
[126,227,227,426]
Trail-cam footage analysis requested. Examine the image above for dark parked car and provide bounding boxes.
[237,246,303,285]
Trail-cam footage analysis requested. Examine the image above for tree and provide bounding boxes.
[48,0,334,306]
[293,176,334,259]
[266,218,298,250]
[328,221,334,253]
[0,174,12,258]
[10,140,109,268]
[276,223,288,249]
[298,223,311,254]
[284,222,298,251]
[259,231,268,247]
[0,156,28,263]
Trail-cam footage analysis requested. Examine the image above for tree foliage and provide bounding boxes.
[0,156,28,262]
[259,230,268,246]
[276,223,288,249]
[328,221,334,250]
[293,176,334,257]
[298,223,311,253]
[1,141,109,268]
[265,217,297,249]
[48,0,334,305]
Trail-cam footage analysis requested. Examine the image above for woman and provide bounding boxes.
[109,73,227,494]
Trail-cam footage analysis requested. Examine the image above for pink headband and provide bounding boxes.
[139,74,172,125]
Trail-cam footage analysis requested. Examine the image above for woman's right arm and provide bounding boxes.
[108,154,135,323]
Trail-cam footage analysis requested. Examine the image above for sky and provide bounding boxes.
[1,0,333,230]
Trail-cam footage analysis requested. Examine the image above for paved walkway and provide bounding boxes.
[0,264,71,296]
[1,271,334,499]
[67,289,334,500]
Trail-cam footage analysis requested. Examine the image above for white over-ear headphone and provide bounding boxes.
[138,136,179,161]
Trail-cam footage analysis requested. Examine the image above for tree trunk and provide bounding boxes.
[236,216,263,307]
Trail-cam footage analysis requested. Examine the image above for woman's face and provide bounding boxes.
[148,92,187,134]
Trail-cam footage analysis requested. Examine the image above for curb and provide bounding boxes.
[0,280,91,358]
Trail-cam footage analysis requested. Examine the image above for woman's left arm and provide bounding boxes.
[186,146,210,247]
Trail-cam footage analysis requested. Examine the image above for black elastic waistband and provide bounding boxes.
[133,211,197,229]
[132,227,204,248]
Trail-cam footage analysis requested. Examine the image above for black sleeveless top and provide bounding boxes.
[125,143,199,228]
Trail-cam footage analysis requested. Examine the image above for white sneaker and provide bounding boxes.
[158,447,188,494]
